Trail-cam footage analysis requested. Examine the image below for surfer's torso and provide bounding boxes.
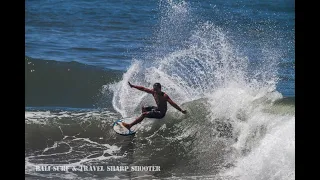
[152,91,167,114]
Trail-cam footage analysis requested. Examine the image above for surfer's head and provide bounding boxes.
[153,83,161,92]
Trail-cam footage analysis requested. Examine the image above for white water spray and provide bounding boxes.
[109,1,294,179]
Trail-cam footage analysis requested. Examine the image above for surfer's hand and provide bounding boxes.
[181,110,187,114]
[128,82,133,88]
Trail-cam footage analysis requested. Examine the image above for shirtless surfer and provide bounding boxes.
[122,82,187,130]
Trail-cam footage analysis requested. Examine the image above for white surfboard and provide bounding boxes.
[112,117,141,136]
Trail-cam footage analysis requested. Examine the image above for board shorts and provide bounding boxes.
[144,106,166,119]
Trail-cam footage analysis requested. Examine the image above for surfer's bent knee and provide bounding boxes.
[142,106,146,112]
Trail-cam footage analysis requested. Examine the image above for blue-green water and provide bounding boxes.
[26,0,294,98]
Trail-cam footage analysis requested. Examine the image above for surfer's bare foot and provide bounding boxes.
[122,122,131,130]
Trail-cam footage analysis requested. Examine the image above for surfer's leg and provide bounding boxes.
[122,112,147,130]
[131,112,147,126]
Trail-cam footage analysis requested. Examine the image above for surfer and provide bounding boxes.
[122,82,187,130]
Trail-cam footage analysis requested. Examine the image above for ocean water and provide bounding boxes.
[25,0,295,179]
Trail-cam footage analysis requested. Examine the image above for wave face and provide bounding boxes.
[25,97,294,179]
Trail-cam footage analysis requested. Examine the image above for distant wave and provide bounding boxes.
[25,56,123,108]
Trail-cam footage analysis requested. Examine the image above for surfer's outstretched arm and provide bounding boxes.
[166,95,187,114]
[128,82,153,94]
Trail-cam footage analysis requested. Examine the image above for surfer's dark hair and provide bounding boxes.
[153,83,161,89]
